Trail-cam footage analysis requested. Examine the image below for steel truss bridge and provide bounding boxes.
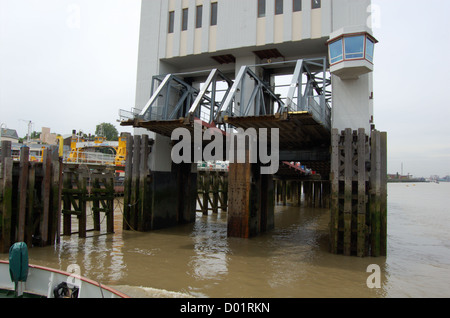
[120,58,332,179]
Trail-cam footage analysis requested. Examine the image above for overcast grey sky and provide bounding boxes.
[1,0,449,178]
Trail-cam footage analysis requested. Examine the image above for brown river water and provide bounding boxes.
[1,182,449,298]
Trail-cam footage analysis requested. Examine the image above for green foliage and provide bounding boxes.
[95,123,119,141]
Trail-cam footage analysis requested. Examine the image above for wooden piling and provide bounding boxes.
[0,141,62,252]
[62,166,115,238]
[202,173,209,215]
[130,136,141,230]
[380,132,388,257]
[62,170,72,236]
[18,147,30,242]
[106,175,115,234]
[330,129,340,254]
[51,147,62,244]
[92,178,101,231]
[282,180,287,206]
[330,128,387,257]
[370,130,382,257]
[1,157,13,253]
[343,128,353,256]
[212,173,219,214]
[26,163,36,247]
[40,149,52,245]
[123,134,133,230]
[314,181,322,208]
[357,128,368,257]
[78,171,87,238]
[138,135,149,231]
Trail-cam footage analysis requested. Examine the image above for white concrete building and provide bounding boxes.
[135,0,376,133]
[126,0,379,235]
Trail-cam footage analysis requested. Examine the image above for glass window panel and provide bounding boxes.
[293,0,302,12]
[275,0,283,15]
[365,37,375,62]
[196,5,203,28]
[312,0,321,9]
[211,2,218,26]
[182,8,188,31]
[344,35,364,59]
[258,0,266,17]
[168,11,174,33]
[329,39,343,64]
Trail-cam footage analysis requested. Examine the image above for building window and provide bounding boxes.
[275,0,283,15]
[211,2,218,26]
[365,37,375,62]
[182,8,188,31]
[344,35,365,59]
[293,0,302,12]
[168,11,174,33]
[258,0,266,18]
[328,33,377,65]
[196,5,203,28]
[312,0,321,9]
[329,39,343,64]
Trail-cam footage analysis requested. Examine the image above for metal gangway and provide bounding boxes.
[120,58,331,133]
[120,58,332,177]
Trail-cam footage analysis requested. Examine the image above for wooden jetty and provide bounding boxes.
[197,170,228,215]
[61,165,115,238]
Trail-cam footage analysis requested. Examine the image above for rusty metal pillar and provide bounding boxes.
[227,161,274,238]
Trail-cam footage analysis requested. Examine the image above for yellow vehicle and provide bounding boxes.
[66,135,127,167]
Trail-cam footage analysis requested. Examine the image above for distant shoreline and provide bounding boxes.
[387,179,439,183]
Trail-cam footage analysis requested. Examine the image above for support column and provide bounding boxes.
[227,161,274,238]
[282,180,287,206]
[123,135,196,232]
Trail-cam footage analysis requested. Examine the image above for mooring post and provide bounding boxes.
[282,180,287,206]
[130,135,141,230]
[138,135,150,231]
[123,135,134,230]
[1,157,13,253]
[26,162,36,247]
[370,130,381,257]
[322,181,330,209]
[330,129,340,254]
[18,146,30,243]
[51,146,62,245]
[304,181,312,207]
[212,172,219,214]
[314,181,321,208]
[106,173,115,234]
[78,171,87,239]
[93,178,101,231]
[343,128,353,256]
[219,173,228,212]
[357,128,367,257]
[202,172,209,215]
[62,170,72,236]
[380,132,388,257]
[40,149,52,246]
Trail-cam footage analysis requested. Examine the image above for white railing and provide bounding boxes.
[63,151,117,166]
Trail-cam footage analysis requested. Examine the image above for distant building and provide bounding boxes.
[0,128,19,142]
[40,127,58,145]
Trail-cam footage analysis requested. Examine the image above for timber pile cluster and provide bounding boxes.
[62,165,115,238]
[0,141,62,253]
[196,170,228,215]
[330,129,387,257]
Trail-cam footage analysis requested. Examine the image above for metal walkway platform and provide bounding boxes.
[120,58,332,178]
